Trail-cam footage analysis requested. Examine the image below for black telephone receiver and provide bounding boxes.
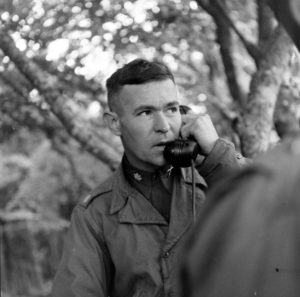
[163,105,200,168]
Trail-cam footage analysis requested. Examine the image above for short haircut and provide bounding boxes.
[106,58,175,111]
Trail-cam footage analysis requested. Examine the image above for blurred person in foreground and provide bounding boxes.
[180,133,300,297]
[180,1,300,292]
[51,58,245,297]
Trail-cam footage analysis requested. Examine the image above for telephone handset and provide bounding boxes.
[164,105,200,223]
[163,105,200,168]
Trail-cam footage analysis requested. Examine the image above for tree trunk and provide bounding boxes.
[274,82,300,138]
[238,26,293,157]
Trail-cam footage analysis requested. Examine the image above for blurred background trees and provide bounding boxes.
[0,0,300,296]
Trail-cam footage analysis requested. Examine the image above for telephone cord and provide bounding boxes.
[191,159,196,224]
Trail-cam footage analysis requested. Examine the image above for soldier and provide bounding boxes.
[52,58,245,297]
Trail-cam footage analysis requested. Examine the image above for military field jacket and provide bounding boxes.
[51,138,245,297]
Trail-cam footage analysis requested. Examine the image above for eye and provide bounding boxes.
[166,106,179,114]
[138,110,152,116]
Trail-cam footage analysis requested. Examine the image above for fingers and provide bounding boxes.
[180,112,219,154]
[180,113,201,139]
[181,112,209,126]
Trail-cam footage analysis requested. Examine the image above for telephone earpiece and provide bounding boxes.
[163,105,200,168]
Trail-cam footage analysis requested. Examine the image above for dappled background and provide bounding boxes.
[1,0,300,296]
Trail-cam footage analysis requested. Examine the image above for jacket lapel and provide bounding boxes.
[108,164,206,235]
[118,191,168,225]
[163,168,206,251]
[108,165,167,225]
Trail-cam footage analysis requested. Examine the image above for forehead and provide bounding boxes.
[118,79,179,109]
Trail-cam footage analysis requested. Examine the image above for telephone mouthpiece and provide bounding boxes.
[163,139,200,168]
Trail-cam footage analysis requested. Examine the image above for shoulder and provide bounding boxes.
[79,174,115,209]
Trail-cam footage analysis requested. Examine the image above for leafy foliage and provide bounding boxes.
[1,1,300,295]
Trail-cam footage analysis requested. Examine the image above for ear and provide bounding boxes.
[103,111,121,136]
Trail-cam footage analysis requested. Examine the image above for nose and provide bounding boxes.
[154,112,170,134]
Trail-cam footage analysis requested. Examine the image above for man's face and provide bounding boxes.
[116,79,182,172]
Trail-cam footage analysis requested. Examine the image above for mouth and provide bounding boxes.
[154,141,172,148]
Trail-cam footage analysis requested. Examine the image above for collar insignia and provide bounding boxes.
[133,172,142,181]
[166,166,174,177]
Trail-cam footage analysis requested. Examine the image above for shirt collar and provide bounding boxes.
[122,155,174,185]
[109,156,207,215]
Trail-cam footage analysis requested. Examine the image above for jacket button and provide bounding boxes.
[162,251,170,258]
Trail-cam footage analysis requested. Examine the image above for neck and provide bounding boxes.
[123,154,164,173]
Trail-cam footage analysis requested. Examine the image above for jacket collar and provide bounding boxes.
[108,163,207,230]
[108,165,133,214]
[108,164,167,224]
[180,167,207,187]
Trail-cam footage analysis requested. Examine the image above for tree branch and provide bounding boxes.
[214,0,261,63]
[197,0,261,63]
[257,0,276,47]
[32,57,107,107]
[196,0,246,106]
[0,29,121,170]
[0,209,39,223]
[0,71,30,102]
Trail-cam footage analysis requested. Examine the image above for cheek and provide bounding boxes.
[125,117,151,134]
[122,123,148,143]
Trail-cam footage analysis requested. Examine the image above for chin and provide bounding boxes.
[151,157,167,169]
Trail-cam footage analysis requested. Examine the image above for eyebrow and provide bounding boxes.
[134,101,180,114]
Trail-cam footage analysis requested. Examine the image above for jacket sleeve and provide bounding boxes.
[196,138,248,187]
[51,205,113,297]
